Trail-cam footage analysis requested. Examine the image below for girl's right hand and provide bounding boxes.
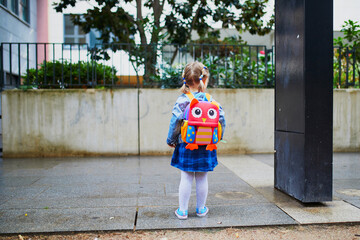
[168,143,176,148]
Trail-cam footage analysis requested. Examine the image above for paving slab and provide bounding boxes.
[33,175,141,186]
[335,188,360,201]
[36,184,141,199]
[345,199,360,209]
[219,155,274,188]
[334,179,360,191]
[276,200,360,224]
[138,196,179,207]
[0,176,41,187]
[249,154,275,167]
[333,179,360,201]
[0,207,136,234]
[1,157,141,177]
[135,203,296,230]
[1,153,360,234]
[253,186,299,204]
[0,197,138,210]
[0,186,50,203]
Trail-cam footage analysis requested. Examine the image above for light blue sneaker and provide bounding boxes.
[175,208,188,220]
[196,206,209,217]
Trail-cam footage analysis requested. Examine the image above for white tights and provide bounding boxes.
[178,171,208,212]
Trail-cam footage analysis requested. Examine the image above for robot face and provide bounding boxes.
[188,98,219,127]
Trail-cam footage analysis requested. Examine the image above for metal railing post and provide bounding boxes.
[35,43,38,86]
[9,43,12,86]
[18,43,20,88]
[0,43,4,90]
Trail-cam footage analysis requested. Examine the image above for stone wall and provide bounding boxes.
[2,89,359,157]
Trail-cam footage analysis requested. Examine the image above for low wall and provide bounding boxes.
[2,89,359,157]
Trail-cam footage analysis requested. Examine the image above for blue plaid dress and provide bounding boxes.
[167,92,225,172]
[171,143,218,172]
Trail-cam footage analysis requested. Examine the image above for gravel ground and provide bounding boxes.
[1,224,360,240]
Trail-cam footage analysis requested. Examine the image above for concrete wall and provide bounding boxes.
[2,89,359,157]
[333,89,360,152]
[2,89,139,157]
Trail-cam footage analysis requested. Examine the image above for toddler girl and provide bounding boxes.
[167,61,226,220]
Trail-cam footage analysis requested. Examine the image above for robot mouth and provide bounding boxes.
[188,121,218,127]
[202,118,206,122]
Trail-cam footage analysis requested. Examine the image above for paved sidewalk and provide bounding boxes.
[0,153,359,234]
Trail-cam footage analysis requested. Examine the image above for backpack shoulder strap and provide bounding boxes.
[205,93,212,102]
[185,92,195,102]
[205,93,220,109]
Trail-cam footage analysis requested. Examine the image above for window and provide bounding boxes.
[0,0,29,23]
[64,14,86,44]
[19,0,29,22]
[9,0,18,14]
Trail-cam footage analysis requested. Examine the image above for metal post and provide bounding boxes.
[352,48,356,86]
[35,43,38,86]
[275,0,333,202]
[345,47,349,87]
[18,43,21,88]
[0,43,4,90]
[78,44,81,85]
[44,43,47,85]
[61,44,64,88]
[70,44,72,85]
[9,43,12,86]
[53,44,55,85]
[265,47,268,86]
[26,43,29,86]
[256,46,259,85]
[248,46,251,85]
[241,46,244,86]
[338,47,341,87]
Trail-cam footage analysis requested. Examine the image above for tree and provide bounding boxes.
[54,0,274,86]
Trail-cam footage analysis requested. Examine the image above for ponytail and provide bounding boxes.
[180,69,190,94]
[198,80,205,92]
[180,83,190,94]
[180,61,209,93]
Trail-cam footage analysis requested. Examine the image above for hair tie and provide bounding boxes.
[183,77,186,85]
[199,66,207,81]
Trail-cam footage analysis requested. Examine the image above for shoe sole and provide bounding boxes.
[196,207,209,217]
[175,210,188,220]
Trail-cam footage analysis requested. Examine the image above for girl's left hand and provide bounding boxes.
[168,143,176,148]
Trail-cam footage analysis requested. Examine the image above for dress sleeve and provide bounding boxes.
[166,95,189,145]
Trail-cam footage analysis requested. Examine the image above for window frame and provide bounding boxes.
[63,14,88,47]
[19,0,29,23]
[0,0,30,24]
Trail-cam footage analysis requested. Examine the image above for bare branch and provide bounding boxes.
[136,0,147,44]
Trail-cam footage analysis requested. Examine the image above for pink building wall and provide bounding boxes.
[37,0,49,64]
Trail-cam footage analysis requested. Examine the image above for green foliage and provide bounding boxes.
[333,20,360,88]
[53,0,274,86]
[157,63,184,89]
[157,46,274,88]
[21,60,117,89]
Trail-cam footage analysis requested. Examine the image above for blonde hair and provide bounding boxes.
[180,61,209,94]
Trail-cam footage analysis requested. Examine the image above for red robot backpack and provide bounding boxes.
[181,92,222,151]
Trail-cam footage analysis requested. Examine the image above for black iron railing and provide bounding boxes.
[333,46,359,88]
[0,42,358,90]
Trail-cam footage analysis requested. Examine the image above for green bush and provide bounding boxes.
[157,48,274,89]
[21,60,117,89]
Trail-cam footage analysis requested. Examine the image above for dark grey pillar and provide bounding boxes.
[274,0,333,202]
